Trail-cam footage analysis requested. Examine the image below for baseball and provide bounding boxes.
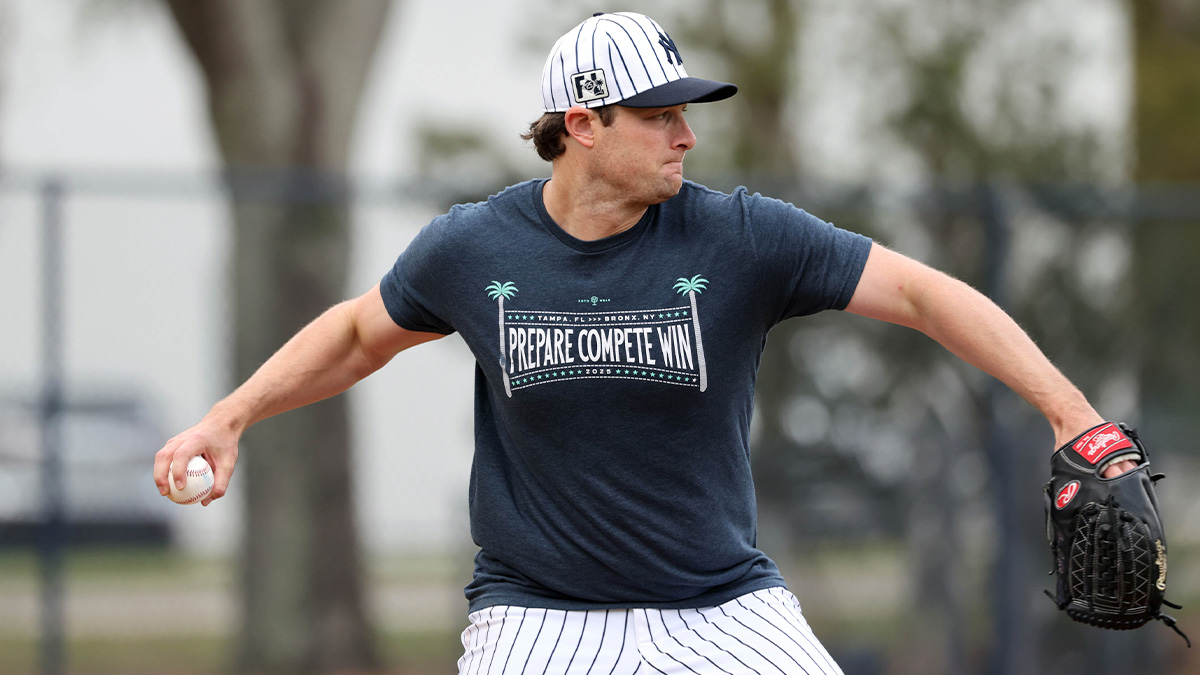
[168,456,215,505]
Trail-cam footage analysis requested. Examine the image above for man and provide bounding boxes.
[154,12,1132,674]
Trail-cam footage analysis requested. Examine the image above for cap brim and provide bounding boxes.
[618,77,738,108]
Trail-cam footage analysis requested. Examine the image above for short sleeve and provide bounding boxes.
[379,218,457,335]
[746,193,872,322]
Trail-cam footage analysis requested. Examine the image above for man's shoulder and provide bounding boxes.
[677,180,746,201]
[679,181,805,209]
[673,180,761,212]
[423,179,542,246]
[443,179,541,221]
[678,181,829,225]
[660,181,758,225]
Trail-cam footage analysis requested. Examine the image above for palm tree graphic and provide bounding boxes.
[485,281,518,397]
[673,275,709,392]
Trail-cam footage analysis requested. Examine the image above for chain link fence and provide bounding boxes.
[1,168,1197,674]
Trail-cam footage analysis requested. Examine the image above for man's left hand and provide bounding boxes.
[1102,458,1138,478]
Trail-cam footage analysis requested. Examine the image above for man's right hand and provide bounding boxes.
[150,284,443,507]
[153,417,240,507]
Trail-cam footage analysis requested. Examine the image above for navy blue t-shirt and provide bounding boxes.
[380,179,872,612]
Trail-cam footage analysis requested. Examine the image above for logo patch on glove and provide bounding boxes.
[1055,480,1081,509]
[1072,422,1134,466]
[1157,540,1168,591]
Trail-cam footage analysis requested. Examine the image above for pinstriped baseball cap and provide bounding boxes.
[540,12,737,113]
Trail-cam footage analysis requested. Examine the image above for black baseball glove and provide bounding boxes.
[1043,422,1189,645]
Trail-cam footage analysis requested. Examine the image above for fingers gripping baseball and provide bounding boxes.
[204,447,237,505]
[153,425,239,506]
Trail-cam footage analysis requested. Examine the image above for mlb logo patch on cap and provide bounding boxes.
[540,12,737,113]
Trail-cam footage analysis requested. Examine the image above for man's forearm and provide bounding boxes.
[154,285,441,503]
[847,245,1103,446]
[206,300,383,435]
[907,275,1102,444]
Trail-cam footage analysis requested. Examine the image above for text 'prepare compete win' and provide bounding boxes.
[507,322,695,373]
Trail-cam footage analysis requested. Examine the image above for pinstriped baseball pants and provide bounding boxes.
[457,587,843,675]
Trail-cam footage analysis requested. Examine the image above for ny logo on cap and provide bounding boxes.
[658,32,682,65]
[572,69,608,103]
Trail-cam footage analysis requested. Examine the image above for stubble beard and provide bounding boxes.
[596,146,685,206]
[646,164,685,204]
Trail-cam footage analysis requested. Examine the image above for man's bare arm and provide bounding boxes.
[152,283,444,504]
[844,243,1132,476]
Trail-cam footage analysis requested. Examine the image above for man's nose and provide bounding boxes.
[675,117,696,150]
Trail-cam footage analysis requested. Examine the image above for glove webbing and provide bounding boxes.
[1071,497,1152,620]
[1045,494,1191,646]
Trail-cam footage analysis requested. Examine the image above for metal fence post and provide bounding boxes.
[979,182,1035,675]
[39,177,66,675]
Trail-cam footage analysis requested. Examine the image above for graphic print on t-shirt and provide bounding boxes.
[484,276,710,397]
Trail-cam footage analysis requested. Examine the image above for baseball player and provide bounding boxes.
[154,12,1134,674]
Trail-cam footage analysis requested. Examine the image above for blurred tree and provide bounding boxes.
[412,119,528,208]
[678,1,1140,673]
[161,1,392,672]
[862,3,1145,674]
[1131,0,1200,437]
[831,3,1153,674]
[687,0,800,176]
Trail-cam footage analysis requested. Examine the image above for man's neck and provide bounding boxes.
[541,176,648,242]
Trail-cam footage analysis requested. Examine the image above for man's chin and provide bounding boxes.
[651,174,684,203]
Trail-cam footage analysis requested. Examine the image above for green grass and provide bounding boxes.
[11,540,1197,674]
[0,547,466,674]
[377,628,464,671]
[0,546,468,587]
[0,629,463,675]
[0,547,230,586]
[0,634,229,675]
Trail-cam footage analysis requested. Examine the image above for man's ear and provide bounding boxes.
[563,106,599,149]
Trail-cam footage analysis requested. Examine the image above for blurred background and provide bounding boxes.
[0,0,1196,673]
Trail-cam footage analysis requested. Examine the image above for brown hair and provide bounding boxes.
[521,106,617,161]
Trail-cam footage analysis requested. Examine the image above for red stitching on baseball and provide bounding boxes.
[178,484,213,504]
